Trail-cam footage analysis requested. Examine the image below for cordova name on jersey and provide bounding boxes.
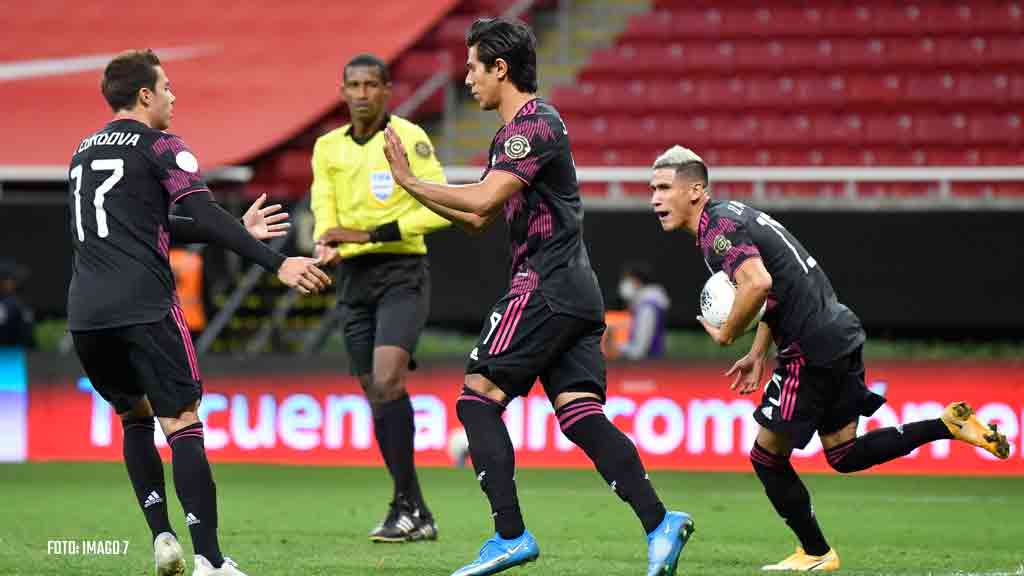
[77,131,141,153]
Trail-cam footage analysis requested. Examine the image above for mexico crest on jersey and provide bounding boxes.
[504,135,530,160]
[713,234,732,255]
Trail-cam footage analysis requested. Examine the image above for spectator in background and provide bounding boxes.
[617,262,669,360]
[0,259,34,348]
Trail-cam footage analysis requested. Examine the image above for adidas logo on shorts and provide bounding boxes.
[185,513,200,527]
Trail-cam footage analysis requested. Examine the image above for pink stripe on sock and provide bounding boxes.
[458,394,500,406]
[826,442,854,464]
[167,431,204,445]
[560,407,606,431]
[750,450,777,468]
[556,401,603,424]
[494,292,531,354]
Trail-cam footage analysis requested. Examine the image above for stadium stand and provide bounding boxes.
[549,0,1024,198]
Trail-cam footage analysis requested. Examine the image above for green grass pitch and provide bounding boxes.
[1,463,1021,575]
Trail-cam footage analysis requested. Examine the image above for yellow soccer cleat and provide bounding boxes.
[941,402,1010,459]
[762,547,840,571]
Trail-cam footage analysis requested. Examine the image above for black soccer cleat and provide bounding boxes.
[369,500,438,543]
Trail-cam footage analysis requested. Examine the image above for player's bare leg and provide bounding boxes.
[159,401,246,575]
[940,402,1010,459]
[552,391,694,575]
[118,397,184,576]
[752,426,839,572]
[365,345,436,543]
[450,374,539,576]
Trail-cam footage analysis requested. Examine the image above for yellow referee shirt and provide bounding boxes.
[311,114,450,259]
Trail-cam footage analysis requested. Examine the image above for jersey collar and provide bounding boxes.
[345,113,391,146]
[695,200,712,246]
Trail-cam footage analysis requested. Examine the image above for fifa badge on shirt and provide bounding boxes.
[713,234,732,255]
[504,135,531,160]
[370,171,394,201]
[414,141,432,159]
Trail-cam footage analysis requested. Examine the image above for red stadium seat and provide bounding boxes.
[970,113,1023,144]
[797,75,848,105]
[990,34,1024,65]
[816,114,866,145]
[906,74,960,104]
[916,113,971,144]
[760,114,814,145]
[959,73,1013,104]
[865,114,916,144]
[847,74,905,104]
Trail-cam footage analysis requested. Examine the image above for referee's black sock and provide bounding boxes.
[825,419,953,473]
[121,417,174,540]
[373,394,428,513]
[556,398,667,535]
[750,443,831,556]
[455,387,525,540]
[167,422,224,568]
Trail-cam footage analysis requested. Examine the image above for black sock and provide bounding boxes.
[825,419,953,473]
[455,387,524,540]
[122,418,173,540]
[373,394,427,512]
[167,423,223,568]
[750,443,830,556]
[555,398,667,535]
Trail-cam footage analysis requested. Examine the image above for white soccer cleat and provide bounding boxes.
[153,532,186,576]
[192,555,248,576]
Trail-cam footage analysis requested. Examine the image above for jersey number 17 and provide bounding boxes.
[70,159,124,241]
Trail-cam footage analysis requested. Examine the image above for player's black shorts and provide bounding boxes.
[465,290,606,403]
[71,308,202,418]
[336,254,430,376]
[754,345,886,449]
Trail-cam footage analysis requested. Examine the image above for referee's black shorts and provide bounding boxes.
[336,253,430,376]
[72,308,203,418]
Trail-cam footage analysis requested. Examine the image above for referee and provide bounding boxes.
[311,53,448,543]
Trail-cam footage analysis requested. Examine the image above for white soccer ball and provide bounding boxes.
[447,427,470,467]
[699,271,765,332]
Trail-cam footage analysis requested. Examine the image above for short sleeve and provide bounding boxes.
[490,115,561,185]
[701,218,762,282]
[148,134,210,204]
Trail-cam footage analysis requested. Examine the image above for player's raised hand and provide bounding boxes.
[382,126,413,186]
[243,193,291,240]
[725,352,766,395]
[277,257,332,294]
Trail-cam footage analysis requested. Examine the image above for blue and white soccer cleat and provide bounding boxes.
[450,530,540,576]
[646,511,696,576]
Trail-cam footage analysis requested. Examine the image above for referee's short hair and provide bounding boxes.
[344,53,391,84]
[653,145,709,189]
[102,49,162,112]
[466,17,538,94]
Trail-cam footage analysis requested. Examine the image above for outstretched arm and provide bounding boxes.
[382,126,521,232]
[175,192,331,294]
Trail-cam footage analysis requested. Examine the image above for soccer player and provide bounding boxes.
[310,53,450,543]
[382,18,694,576]
[68,49,331,576]
[648,145,1011,572]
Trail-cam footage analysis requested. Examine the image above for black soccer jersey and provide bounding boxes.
[67,119,210,331]
[697,199,864,363]
[483,98,604,322]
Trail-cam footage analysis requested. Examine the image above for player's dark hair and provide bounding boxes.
[623,261,654,285]
[344,53,391,84]
[101,49,162,112]
[466,17,538,93]
[676,161,709,188]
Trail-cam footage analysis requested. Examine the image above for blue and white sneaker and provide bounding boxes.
[646,511,696,576]
[450,530,540,576]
